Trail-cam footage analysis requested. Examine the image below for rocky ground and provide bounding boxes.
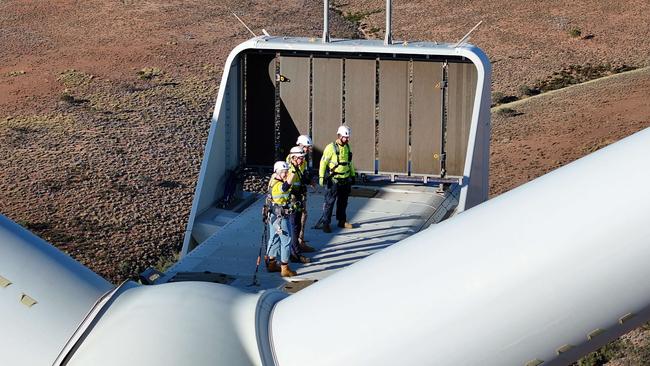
[1,1,650,363]
[0,0,358,283]
[335,0,650,97]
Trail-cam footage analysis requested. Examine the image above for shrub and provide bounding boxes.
[518,85,541,97]
[60,92,88,105]
[613,64,637,73]
[138,67,163,80]
[60,93,76,104]
[118,260,133,276]
[7,70,26,77]
[496,107,521,117]
[569,27,582,38]
[492,92,519,106]
[155,252,181,272]
[343,9,381,25]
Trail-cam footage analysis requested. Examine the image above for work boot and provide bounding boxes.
[338,221,353,229]
[281,264,297,277]
[322,223,331,233]
[266,259,280,273]
[290,253,311,264]
[298,241,316,253]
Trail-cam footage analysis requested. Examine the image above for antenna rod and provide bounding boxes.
[384,0,392,45]
[232,12,257,37]
[453,20,483,48]
[323,0,330,43]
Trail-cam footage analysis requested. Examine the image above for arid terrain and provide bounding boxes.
[491,67,650,196]
[1,0,650,364]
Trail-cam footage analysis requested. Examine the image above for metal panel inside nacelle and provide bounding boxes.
[243,48,477,179]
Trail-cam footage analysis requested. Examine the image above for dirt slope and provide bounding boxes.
[490,67,650,196]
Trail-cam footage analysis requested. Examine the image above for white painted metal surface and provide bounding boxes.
[169,185,452,290]
[0,215,112,366]
[65,282,284,366]
[2,128,650,366]
[271,128,650,366]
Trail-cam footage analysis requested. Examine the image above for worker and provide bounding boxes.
[287,146,313,263]
[266,161,297,277]
[293,135,316,252]
[317,125,355,233]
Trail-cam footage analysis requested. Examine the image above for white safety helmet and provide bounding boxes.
[273,161,289,173]
[337,125,351,137]
[289,146,305,157]
[296,135,313,146]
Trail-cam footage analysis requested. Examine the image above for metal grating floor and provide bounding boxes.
[163,185,453,292]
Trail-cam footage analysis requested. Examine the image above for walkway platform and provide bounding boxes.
[161,184,459,292]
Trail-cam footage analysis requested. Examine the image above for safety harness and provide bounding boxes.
[326,142,353,182]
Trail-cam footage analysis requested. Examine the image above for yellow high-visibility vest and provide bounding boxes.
[319,142,355,181]
[268,178,290,205]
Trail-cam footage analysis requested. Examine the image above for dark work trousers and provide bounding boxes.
[289,211,303,254]
[320,179,351,226]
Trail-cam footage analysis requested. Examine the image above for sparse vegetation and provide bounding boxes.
[138,67,164,80]
[8,125,37,134]
[60,92,89,105]
[60,93,75,104]
[118,260,134,277]
[202,63,221,75]
[342,9,381,24]
[627,342,650,365]
[533,63,637,94]
[514,63,639,99]
[58,69,94,87]
[492,92,519,107]
[575,339,625,366]
[0,114,75,132]
[14,219,30,227]
[496,107,522,117]
[330,1,381,39]
[154,251,181,272]
[583,138,616,153]
[518,84,541,97]
[569,27,582,38]
[157,180,183,189]
[6,70,26,77]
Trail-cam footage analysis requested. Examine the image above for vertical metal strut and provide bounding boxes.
[440,61,448,177]
[242,55,248,164]
[323,0,330,43]
[384,0,392,45]
[273,53,281,161]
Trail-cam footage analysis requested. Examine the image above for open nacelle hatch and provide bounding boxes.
[245,51,477,178]
[182,37,491,253]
